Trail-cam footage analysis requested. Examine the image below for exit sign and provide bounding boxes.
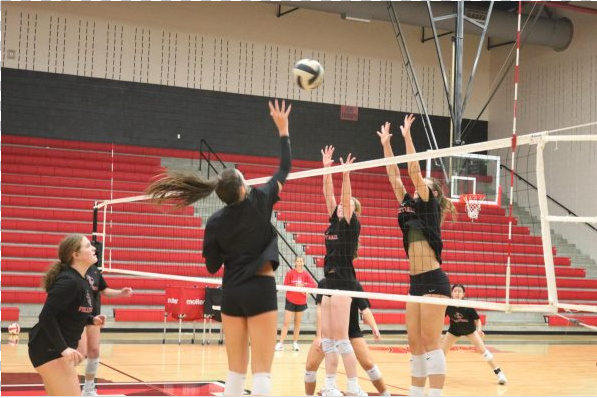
[340,105,358,121]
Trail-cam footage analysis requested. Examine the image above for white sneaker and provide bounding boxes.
[322,387,344,397]
[82,388,98,396]
[346,385,368,396]
[293,341,300,351]
[497,371,507,385]
[274,342,284,351]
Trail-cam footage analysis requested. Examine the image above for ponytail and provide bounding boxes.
[42,234,85,291]
[147,168,245,207]
[428,178,457,225]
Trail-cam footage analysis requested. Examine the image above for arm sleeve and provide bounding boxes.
[355,297,370,311]
[305,273,317,288]
[203,221,223,274]
[272,136,291,185]
[38,277,77,353]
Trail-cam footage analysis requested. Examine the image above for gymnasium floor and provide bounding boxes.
[2,333,596,396]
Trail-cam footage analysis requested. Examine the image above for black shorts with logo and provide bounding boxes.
[409,268,451,297]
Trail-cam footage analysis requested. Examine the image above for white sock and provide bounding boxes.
[409,386,425,396]
[84,380,95,390]
[324,374,337,390]
[428,388,443,396]
[347,377,359,392]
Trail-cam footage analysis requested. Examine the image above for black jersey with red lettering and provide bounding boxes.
[445,305,480,336]
[323,207,360,281]
[28,267,95,353]
[85,265,108,316]
[397,186,443,263]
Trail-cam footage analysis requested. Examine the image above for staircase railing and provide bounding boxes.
[501,164,597,234]
[199,139,227,178]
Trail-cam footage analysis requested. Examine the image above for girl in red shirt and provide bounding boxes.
[275,257,316,351]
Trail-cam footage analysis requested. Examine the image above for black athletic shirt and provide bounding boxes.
[202,136,291,287]
[86,265,108,316]
[28,267,95,353]
[445,306,480,336]
[315,278,370,334]
[397,186,443,264]
[323,208,361,281]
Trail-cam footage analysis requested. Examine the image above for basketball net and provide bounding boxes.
[461,193,485,221]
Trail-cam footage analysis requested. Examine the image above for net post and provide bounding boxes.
[535,137,559,306]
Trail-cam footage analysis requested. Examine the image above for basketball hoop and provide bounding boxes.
[461,194,486,221]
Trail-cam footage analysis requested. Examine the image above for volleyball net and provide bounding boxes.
[93,123,597,315]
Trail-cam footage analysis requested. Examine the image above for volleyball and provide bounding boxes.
[293,59,324,90]
[8,323,21,335]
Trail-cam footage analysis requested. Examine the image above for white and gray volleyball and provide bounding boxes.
[293,59,324,90]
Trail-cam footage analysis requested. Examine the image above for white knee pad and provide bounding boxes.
[482,349,494,361]
[366,365,382,381]
[321,338,337,354]
[304,370,317,383]
[224,371,246,396]
[410,354,427,378]
[335,339,354,356]
[252,373,271,396]
[85,358,99,375]
[426,349,446,376]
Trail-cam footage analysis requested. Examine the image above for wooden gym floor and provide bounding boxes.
[2,333,596,396]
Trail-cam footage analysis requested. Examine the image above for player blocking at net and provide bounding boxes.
[146,99,292,396]
[377,115,456,397]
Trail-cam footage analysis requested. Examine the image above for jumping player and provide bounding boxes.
[146,99,291,396]
[377,115,457,396]
[319,145,366,397]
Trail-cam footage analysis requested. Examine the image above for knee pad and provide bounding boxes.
[252,373,271,396]
[366,365,382,381]
[224,371,246,396]
[321,338,337,354]
[85,358,99,375]
[335,339,354,356]
[426,349,446,376]
[410,354,427,378]
[482,349,493,361]
[304,370,317,383]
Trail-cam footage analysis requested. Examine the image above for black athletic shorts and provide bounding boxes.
[409,268,451,297]
[285,299,307,312]
[447,326,476,337]
[28,342,63,368]
[221,275,277,317]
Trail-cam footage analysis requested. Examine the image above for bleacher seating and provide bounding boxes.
[2,134,597,329]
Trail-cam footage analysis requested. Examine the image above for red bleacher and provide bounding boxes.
[2,135,596,327]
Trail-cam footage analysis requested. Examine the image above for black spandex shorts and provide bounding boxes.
[285,299,307,312]
[28,342,63,368]
[409,268,451,297]
[221,275,277,317]
[447,327,475,337]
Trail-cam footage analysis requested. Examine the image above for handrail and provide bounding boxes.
[501,164,597,234]
[199,139,227,178]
